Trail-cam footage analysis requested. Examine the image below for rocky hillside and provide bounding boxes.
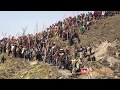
[1,14,120,79]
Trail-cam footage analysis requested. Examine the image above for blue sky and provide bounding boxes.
[0,11,91,39]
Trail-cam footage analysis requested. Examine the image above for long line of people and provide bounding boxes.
[46,11,120,45]
[0,35,96,73]
[0,37,95,73]
[0,11,120,74]
[0,37,73,72]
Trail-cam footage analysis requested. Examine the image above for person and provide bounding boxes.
[74,45,78,59]
[47,52,53,64]
[102,11,106,19]
[62,30,67,41]
[19,46,23,58]
[71,59,76,74]
[21,47,26,58]
[64,53,69,69]
[93,11,98,20]
[83,47,87,58]
[79,46,84,62]
[43,48,47,63]
[90,55,96,61]
[58,27,63,38]
[68,33,73,46]
[86,55,91,61]
[0,43,2,54]
[11,44,15,57]
[79,25,85,34]
[86,21,91,30]
[29,48,33,60]
[13,44,17,57]
[32,48,36,61]
[87,45,92,56]
[3,43,6,53]
[0,53,5,63]
[7,43,11,56]
[54,51,59,66]
[77,37,80,44]
[36,49,42,61]
[58,48,65,69]
[75,58,83,72]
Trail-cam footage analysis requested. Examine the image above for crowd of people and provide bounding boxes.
[0,11,120,74]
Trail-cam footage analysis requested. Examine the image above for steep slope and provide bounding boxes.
[1,14,120,79]
[0,54,72,79]
[80,14,120,46]
[49,14,120,79]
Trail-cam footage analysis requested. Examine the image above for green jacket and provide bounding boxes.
[80,26,85,34]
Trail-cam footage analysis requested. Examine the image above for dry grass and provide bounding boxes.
[1,14,120,79]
